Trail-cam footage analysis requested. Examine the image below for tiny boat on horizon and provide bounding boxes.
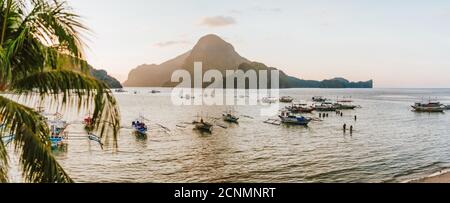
[279,111,312,126]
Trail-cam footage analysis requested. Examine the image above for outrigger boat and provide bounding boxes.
[279,96,294,103]
[83,113,94,132]
[132,118,148,135]
[47,113,69,149]
[223,111,239,123]
[286,102,314,113]
[261,97,278,104]
[412,101,446,113]
[114,88,127,93]
[333,102,358,110]
[279,111,312,126]
[312,96,327,102]
[193,118,213,133]
[337,96,354,103]
[314,102,337,111]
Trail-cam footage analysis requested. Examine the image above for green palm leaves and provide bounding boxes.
[0,0,120,183]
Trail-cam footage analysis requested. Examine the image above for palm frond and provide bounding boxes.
[0,137,9,183]
[0,95,72,183]
[1,0,119,182]
[11,70,121,142]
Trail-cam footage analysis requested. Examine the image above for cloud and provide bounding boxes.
[200,16,236,27]
[154,40,190,47]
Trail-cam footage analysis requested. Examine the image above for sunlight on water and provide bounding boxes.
[6,88,450,183]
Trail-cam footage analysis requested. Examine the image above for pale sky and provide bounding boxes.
[68,0,450,88]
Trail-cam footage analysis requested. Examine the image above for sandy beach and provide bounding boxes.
[411,172,450,183]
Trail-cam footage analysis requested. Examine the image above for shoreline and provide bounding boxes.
[407,169,450,183]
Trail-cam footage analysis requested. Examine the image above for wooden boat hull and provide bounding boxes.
[288,108,314,113]
[335,105,357,110]
[223,117,239,123]
[412,107,444,113]
[279,116,311,126]
[280,97,294,103]
[314,107,337,112]
[195,124,213,133]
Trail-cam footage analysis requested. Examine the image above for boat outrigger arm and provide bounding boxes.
[88,133,104,146]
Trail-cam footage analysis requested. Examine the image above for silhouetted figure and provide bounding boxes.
[350,126,354,135]
[354,115,357,121]
[319,113,322,118]
[341,112,343,117]
[343,124,347,133]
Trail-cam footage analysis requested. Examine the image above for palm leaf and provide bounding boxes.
[11,70,121,142]
[0,135,8,183]
[0,95,72,183]
[1,0,120,182]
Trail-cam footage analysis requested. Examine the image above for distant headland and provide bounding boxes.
[123,34,373,89]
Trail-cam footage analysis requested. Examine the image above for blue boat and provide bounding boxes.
[279,111,312,126]
[132,120,148,134]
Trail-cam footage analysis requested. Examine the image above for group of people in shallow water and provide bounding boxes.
[343,114,358,135]
[319,111,358,135]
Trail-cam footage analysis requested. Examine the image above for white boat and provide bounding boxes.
[314,102,337,112]
[333,102,358,110]
[262,97,278,104]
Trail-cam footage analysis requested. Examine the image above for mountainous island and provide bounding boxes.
[89,66,123,88]
[123,34,373,89]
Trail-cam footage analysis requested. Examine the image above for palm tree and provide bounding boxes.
[0,0,120,183]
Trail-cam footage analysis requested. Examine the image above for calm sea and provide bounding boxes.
[7,88,450,183]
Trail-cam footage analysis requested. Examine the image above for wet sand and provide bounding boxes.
[411,172,450,183]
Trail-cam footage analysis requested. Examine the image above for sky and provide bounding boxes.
[68,0,450,88]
